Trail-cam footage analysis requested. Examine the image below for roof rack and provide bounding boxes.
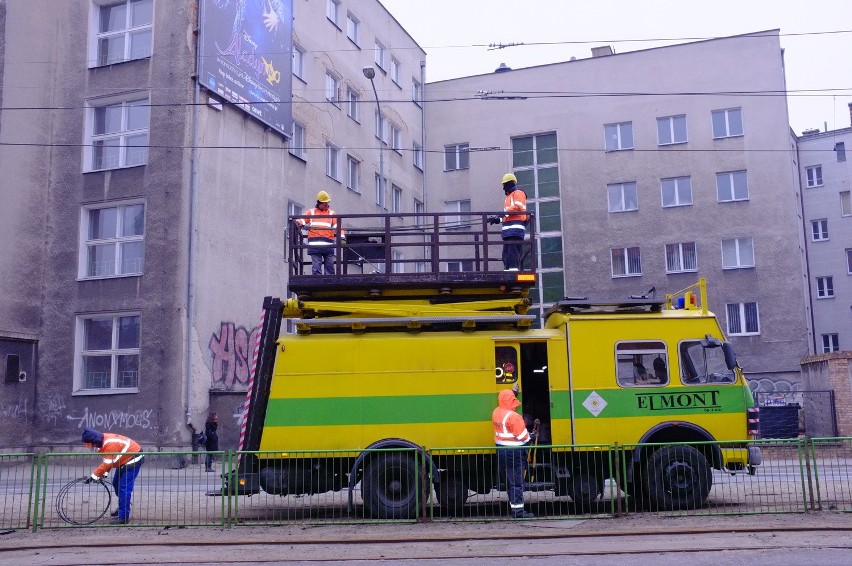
[545,297,667,316]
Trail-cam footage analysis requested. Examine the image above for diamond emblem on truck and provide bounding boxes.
[582,391,607,417]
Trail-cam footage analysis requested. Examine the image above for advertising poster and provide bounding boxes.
[198,0,293,137]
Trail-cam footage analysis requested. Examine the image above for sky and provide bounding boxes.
[379,0,852,135]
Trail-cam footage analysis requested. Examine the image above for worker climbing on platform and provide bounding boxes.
[488,173,528,271]
[296,191,345,275]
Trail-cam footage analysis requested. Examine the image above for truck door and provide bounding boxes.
[495,342,552,442]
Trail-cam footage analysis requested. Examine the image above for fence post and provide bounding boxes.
[796,438,810,512]
[30,453,42,533]
[807,438,823,511]
[612,443,622,517]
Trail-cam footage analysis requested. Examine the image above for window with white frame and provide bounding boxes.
[85,96,149,171]
[390,57,401,85]
[413,142,424,170]
[374,40,386,69]
[290,121,306,160]
[611,246,641,277]
[346,87,359,122]
[716,170,749,202]
[661,176,693,207]
[444,199,471,228]
[392,184,402,214]
[75,313,140,392]
[657,115,687,145]
[326,143,340,181]
[712,108,743,139]
[326,0,340,26]
[286,201,304,253]
[816,276,834,299]
[842,191,852,217]
[604,121,633,151]
[325,71,340,105]
[822,334,840,353]
[848,249,852,274]
[665,242,697,273]
[414,199,424,224]
[726,302,759,336]
[91,0,152,67]
[805,165,823,188]
[375,111,387,144]
[444,143,470,171]
[607,182,638,212]
[292,43,305,81]
[721,237,755,269]
[446,260,474,272]
[811,219,829,241]
[346,12,359,44]
[375,174,385,208]
[79,202,145,279]
[391,125,402,153]
[837,142,847,162]
[346,155,359,193]
[391,250,405,274]
[412,79,422,105]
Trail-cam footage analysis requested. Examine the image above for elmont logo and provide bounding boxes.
[636,390,721,411]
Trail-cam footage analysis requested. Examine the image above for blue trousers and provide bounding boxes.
[309,249,335,275]
[501,237,523,270]
[497,446,527,513]
[112,459,143,520]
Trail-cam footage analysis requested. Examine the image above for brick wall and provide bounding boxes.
[801,352,852,437]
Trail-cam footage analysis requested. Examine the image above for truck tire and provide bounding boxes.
[644,445,712,511]
[568,469,603,510]
[436,476,468,516]
[362,453,424,519]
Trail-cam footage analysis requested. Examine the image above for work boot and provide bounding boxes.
[511,510,535,519]
[110,509,119,517]
[109,517,129,525]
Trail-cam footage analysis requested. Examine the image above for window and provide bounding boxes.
[290,122,306,160]
[444,199,471,228]
[391,125,402,153]
[346,155,359,193]
[848,249,852,274]
[375,174,385,208]
[412,79,422,105]
[444,143,470,171]
[390,58,400,85]
[811,219,829,241]
[661,176,693,207]
[325,142,340,181]
[79,202,144,279]
[805,165,823,188]
[611,246,641,277]
[836,142,846,162]
[392,185,402,213]
[446,260,474,272]
[607,182,638,212]
[346,87,359,122]
[657,115,687,145]
[286,201,304,251]
[615,341,668,387]
[91,0,152,67]
[326,0,340,26]
[85,96,149,171]
[716,170,749,202]
[842,191,852,217]
[604,122,633,151]
[391,250,405,274]
[726,302,759,335]
[822,334,840,353]
[665,242,697,273]
[375,111,387,144]
[816,276,834,299]
[374,40,386,69]
[413,142,424,170]
[712,108,743,138]
[75,313,140,392]
[679,340,737,385]
[292,43,305,81]
[721,237,755,269]
[414,198,424,220]
[346,12,359,44]
[325,71,340,105]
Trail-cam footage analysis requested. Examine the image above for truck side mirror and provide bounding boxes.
[722,342,738,370]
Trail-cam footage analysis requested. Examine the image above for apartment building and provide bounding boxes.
[0,0,424,449]
[425,32,811,390]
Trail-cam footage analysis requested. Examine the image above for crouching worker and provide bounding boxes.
[492,389,535,519]
[82,428,144,525]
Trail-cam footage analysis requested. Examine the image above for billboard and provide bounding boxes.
[198,0,293,137]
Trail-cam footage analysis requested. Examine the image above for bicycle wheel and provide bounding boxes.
[55,477,112,525]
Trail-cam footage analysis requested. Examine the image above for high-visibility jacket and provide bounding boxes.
[500,189,527,239]
[297,208,344,246]
[492,389,531,446]
[91,433,143,479]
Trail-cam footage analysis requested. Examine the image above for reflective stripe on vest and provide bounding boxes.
[495,410,531,446]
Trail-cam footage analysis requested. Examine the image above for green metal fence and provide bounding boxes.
[4,438,852,530]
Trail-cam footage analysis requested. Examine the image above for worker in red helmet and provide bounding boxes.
[488,173,528,271]
[296,191,345,275]
[492,389,535,519]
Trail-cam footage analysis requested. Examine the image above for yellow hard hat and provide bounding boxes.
[501,173,517,184]
[316,190,331,203]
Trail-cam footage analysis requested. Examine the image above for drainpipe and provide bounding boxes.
[419,60,427,210]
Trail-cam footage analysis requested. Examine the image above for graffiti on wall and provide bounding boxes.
[2,399,28,419]
[749,378,802,394]
[37,392,67,425]
[66,407,154,430]
[209,322,260,390]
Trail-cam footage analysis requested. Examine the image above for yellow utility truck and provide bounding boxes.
[233,212,760,518]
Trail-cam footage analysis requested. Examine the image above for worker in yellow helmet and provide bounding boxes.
[295,191,345,275]
[488,173,528,271]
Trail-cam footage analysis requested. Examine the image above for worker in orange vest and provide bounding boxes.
[488,173,528,271]
[296,190,345,275]
[82,428,144,524]
[492,389,535,518]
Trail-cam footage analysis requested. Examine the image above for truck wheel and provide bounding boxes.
[568,470,603,510]
[644,446,712,511]
[436,476,469,516]
[362,453,424,519]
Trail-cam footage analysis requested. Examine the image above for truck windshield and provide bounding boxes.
[679,340,736,385]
